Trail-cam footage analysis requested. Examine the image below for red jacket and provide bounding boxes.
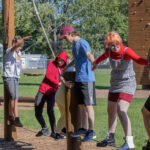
[95,45,148,66]
[39,51,67,95]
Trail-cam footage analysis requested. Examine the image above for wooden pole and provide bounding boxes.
[2,0,17,141]
[64,72,84,150]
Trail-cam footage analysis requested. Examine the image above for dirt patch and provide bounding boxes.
[0,124,116,150]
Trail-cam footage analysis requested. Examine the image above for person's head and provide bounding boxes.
[56,57,65,67]
[105,31,122,52]
[56,51,67,67]
[60,25,79,43]
[12,36,24,52]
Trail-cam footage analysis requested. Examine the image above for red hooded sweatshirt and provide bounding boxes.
[39,51,67,95]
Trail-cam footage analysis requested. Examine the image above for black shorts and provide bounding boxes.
[144,96,150,112]
[75,82,96,106]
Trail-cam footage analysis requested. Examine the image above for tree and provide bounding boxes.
[12,0,128,58]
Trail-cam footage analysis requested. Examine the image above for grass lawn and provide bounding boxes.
[0,69,142,97]
[0,98,148,150]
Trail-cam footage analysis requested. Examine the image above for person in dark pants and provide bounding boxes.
[35,51,67,140]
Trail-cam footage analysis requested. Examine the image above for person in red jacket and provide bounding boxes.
[92,31,148,150]
[35,51,68,140]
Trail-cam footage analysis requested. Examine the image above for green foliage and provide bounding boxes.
[70,0,128,53]
[0,0,128,58]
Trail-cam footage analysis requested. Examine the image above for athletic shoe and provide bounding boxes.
[36,127,50,137]
[61,127,66,135]
[81,130,96,142]
[117,142,135,150]
[142,140,150,150]
[14,117,23,127]
[55,133,66,140]
[97,133,116,147]
[70,128,87,138]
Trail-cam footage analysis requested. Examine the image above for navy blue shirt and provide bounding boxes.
[72,38,95,82]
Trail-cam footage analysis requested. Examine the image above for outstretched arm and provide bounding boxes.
[86,52,95,63]
[11,36,32,52]
[23,36,32,40]
[125,48,148,66]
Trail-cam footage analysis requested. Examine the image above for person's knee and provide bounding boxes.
[35,107,42,117]
[47,109,54,116]
[117,108,126,118]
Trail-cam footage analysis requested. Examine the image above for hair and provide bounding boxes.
[12,36,22,44]
[105,31,122,48]
[67,31,80,37]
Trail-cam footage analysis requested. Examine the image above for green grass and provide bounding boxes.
[0,98,148,150]
[0,69,142,97]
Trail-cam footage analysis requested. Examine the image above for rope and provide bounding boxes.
[32,0,61,74]
[32,0,55,58]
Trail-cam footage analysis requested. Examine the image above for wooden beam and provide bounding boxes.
[2,0,17,141]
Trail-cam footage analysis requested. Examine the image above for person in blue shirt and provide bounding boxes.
[60,25,96,142]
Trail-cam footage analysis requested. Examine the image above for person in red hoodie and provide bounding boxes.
[35,51,68,140]
[92,31,149,150]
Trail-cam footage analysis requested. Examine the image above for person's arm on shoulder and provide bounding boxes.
[125,48,148,66]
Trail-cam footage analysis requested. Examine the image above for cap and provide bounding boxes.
[60,25,74,40]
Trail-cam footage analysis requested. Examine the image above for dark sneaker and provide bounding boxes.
[50,132,57,139]
[61,127,66,135]
[55,133,65,140]
[142,140,150,150]
[14,117,23,127]
[97,133,116,147]
[81,130,96,142]
[36,127,50,137]
[70,128,87,138]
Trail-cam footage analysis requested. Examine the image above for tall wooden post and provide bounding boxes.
[64,72,84,150]
[2,0,17,141]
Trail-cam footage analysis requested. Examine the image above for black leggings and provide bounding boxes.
[35,91,56,133]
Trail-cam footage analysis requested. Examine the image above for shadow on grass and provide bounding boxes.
[0,82,40,86]
[96,85,109,89]
[0,138,35,150]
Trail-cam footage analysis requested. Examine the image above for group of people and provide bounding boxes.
[2,25,150,150]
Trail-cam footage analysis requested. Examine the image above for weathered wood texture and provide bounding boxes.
[64,72,84,150]
[2,0,17,141]
[128,0,150,86]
